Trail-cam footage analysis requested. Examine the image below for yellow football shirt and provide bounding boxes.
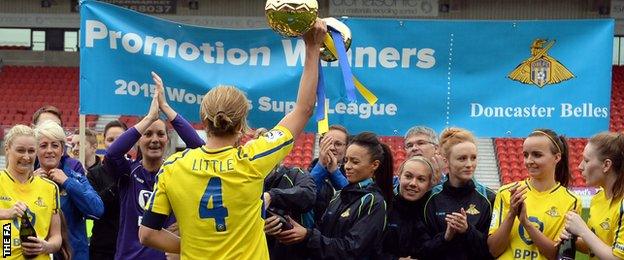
[489,180,581,260]
[0,170,60,260]
[146,126,294,260]
[587,189,624,259]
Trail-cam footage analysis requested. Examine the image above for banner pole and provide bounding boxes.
[79,114,86,168]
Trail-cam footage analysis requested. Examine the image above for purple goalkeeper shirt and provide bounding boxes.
[104,115,204,260]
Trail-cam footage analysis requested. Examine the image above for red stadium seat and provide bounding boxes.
[0,66,81,127]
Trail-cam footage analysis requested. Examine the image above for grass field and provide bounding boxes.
[575,208,590,260]
[86,219,93,238]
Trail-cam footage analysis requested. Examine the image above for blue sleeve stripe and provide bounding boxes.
[200,146,233,154]
[147,150,189,211]
[162,148,191,167]
[250,139,294,161]
[147,185,159,211]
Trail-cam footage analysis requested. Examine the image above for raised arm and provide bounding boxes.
[104,90,160,176]
[152,71,204,148]
[277,19,326,139]
[151,71,178,121]
[311,136,347,192]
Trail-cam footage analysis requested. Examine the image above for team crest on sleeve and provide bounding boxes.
[263,130,285,142]
[508,39,574,88]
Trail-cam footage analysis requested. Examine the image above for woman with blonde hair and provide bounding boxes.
[488,128,581,260]
[560,131,624,259]
[423,127,496,259]
[34,120,103,260]
[139,20,327,259]
[0,124,62,259]
[381,156,438,259]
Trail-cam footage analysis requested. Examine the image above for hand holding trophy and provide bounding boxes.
[264,0,351,61]
[265,0,375,135]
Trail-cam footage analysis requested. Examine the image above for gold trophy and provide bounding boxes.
[265,0,351,61]
[265,0,318,38]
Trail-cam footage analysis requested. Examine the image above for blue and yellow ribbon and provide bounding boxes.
[315,24,378,134]
[316,62,329,134]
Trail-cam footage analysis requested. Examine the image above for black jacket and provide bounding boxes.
[423,179,496,260]
[381,191,445,260]
[86,157,120,260]
[308,158,345,223]
[303,178,386,260]
[263,166,316,260]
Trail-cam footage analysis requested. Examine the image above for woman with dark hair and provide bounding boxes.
[104,72,204,260]
[87,120,127,260]
[488,128,581,260]
[560,131,624,259]
[276,131,394,259]
[423,127,495,260]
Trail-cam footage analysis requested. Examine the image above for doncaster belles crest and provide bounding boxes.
[508,39,575,88]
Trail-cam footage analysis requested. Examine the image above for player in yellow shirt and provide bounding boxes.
[488,129,581,260]
[0,125,62,260]
[560,131,624,259]
[138,19,327,259]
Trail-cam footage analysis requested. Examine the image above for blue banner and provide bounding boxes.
[79,0,613,137]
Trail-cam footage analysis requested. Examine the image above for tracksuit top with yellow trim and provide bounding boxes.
[489,180,581,260]
[0,170,59,260]
[142,126,294,260]
[423,179,496,259]
[586,189,624,259]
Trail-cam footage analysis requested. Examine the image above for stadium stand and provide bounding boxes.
[495,137,588,187]
[379,135,406,172]
[2,65,623,185]
[0,65,97,128]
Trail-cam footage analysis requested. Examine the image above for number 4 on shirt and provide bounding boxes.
[199,177,229,232]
